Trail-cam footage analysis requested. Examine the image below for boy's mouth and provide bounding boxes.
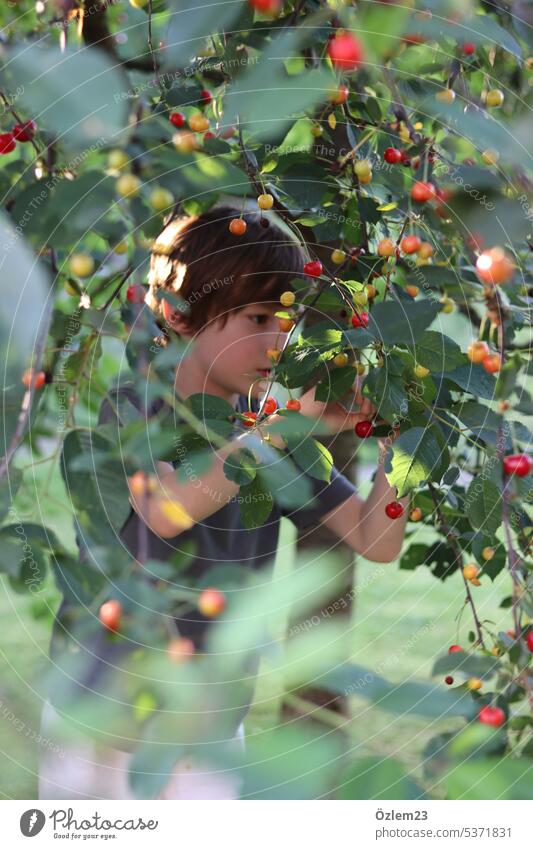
[256,369,271,377]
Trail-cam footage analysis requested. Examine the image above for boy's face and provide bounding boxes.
[172,301,290,402]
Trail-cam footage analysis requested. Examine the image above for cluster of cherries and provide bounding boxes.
[0,120,37,154]
[445,634,533,727]
[99,587,226,664]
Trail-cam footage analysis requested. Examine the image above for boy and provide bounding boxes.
[39,202,408,799]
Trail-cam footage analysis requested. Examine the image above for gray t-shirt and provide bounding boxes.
[49,384,357,715]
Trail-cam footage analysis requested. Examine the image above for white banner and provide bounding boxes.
[1,800,531,848]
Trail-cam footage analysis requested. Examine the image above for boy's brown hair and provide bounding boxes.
[146,203,305,338]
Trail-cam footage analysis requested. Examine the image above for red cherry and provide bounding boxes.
[263,397,278,415]
[384,147,402,164]
[327,32,364,71]
[169,112,185,128]
[126,284,146,304]
[22,368,46,390]
[435,187,452,203]
[526,632,533,652]
[448,644,463,653]
[502,454,532,477]
[355,420,374,438]
[12,120,37,142]
[248,0,281,11]
[462,43,476,55]
[385,501,404,519]
[303,260,323,277]
[411,180,436,203]
[0,132,16,154]
[200,88,212,105]
[444,676,454,685]
[286,399,301,412]
[478,705,505,727]
[198,587,226,618]
[203,131,215,140]
[99,600,122,632]
[351,312,369,328]
[401,235,422,254]
[242,411,257,427]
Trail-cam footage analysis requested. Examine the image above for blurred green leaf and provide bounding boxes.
[6,45,129,151]
[339,756,425,800]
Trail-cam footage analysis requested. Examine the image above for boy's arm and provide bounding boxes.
[318,439,409,563]
[127,426,287,538]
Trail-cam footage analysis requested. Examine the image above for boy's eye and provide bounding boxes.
[250,314,270,325]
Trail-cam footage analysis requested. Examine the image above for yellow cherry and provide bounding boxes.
[69,253,95,278]
[486,89,504,107]
[116,173,141,198]
[258,193,274,210]
[280,291,295,307]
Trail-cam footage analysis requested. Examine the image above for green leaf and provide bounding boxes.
[400,540,460,580]
[222,26,335,141]
[187,393,236,421]
[453,402,532,449]
[0,467,22,523]
[464,476,503,537]
[61,431,132,544]
[441,364,497,399]
[128,736,186,800]
[442,758,533,800]
[238,475,274,530]
[339,756,425,800]
[315,366,358,402]
[385,427,450,498]
[238,725,344,800]
[365,369,408,423]
[432,651,500,679]
[223,448,257,486]
[7,44,129,152]
[407,330,466,373]
[413,9,522,59]
[318,663,474,718]
[369,300,440,345]
[52,552,106,605]
[285,436,333,483]
[163,0,242,70]
[256,448,313,509]
[45,171,116,247]
[297,322,344,353]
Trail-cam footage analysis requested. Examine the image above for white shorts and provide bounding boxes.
[38,699,246,800]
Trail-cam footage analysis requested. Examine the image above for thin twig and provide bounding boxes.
[427,482,486,648]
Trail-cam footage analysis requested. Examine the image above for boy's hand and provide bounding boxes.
[297,376,385,434]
